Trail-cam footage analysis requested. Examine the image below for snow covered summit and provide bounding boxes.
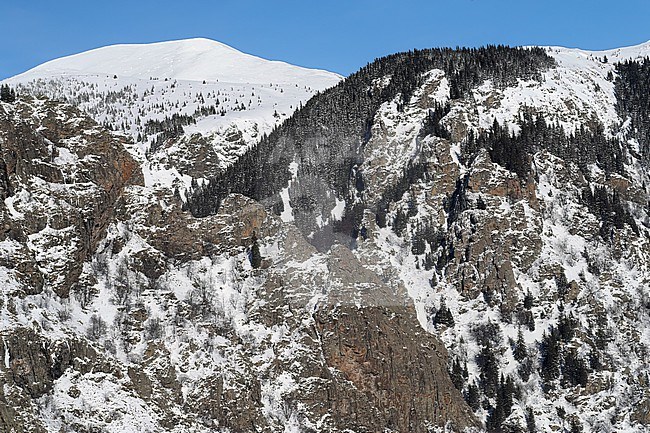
[9,37,341,87]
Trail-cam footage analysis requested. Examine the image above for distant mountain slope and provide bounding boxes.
[546,40,650,67]
[8,38,340,85]
[3,38,342,190]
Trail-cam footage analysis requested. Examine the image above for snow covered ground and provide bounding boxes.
[3,38,342,191]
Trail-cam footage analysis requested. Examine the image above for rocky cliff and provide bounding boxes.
[0,95,476,432]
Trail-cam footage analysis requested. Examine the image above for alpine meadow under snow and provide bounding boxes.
[1,37,650,433]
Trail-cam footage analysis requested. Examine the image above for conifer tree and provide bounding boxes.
[0,85,16,103]
[433,298,455,327]
[250,232,262,269]
[514,328,528,361]
[563,348,589,387]
[477,345,499,397]
[540,329,561,381]
[465,381,481,411]
[525,407,536,433]
[450,359,466,390]
[523,289,534,309]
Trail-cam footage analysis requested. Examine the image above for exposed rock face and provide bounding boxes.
[0,327,110,432]
[316,305,478,432]
[0,97,142,298]
[0,96,476,432]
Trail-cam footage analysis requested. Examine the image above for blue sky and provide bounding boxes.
[2,0,650,79]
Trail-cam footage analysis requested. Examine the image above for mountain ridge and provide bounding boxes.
[2,40,650,432]
[6,37,343,84]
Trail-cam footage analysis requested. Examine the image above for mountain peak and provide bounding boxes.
[8,38,342,85]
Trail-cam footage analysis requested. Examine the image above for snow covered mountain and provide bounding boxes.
[3,40,650,433]
[4,38,342,190]
[186,40,650,431]
[10,37,340,85]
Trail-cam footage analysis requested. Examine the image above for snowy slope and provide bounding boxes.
[547,39,650,66]
[470,40,650,137]
[8,38,340,86]
[3,38,342,189]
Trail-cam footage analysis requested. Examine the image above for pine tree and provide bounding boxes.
[487,374,515,431]
[523,289,534,309]
[514,328,528,361]
[540,329,561,381]
[250,232,262,269]
[0,85,16,103]
[477,345,499,397]
[450,359,465,390]
[558,312,577,342]
[465,382,481,411]
[392,207,408,235]
[525,407,536,433]
[433,298,455,327]
[563,348,589,387]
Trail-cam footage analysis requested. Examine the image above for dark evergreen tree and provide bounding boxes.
[420,101,451,139]
[518,310,535,332]
[523,289,534,309]
[615,58,650,158]
[540,329,562,381]
[392,207,408,235]
[555,273,569,298]
[473,320,503,347]
[558,312,578,343]
[0,85,16,103]
[465,381,481,411]
[563,348,589,387]
[525,407,536,433]
[514,328,528,361]
[477,345,499,397]
[487,374,516,431]
[581,185,639,240]
[450,358,465,391]
[411,225,427,255]
[407,194,418,217]
[433,297,455,327]
[445,175,469,226]
[250,232,262,269]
